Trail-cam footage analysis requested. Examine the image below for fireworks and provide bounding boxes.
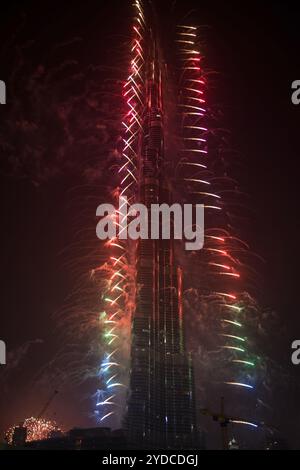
[5,418,61,444]
[95,0,145,424]
[94,0,262,430]
[176,24,260,405]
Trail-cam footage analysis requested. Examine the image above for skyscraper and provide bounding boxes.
[127,9,197,449]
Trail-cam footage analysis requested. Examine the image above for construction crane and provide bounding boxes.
[200,397,277,450]
[37,390,59,420]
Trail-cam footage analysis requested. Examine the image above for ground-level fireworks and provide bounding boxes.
[5,418,62,444]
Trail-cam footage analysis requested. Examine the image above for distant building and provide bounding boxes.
[12,424,27,448]
[24,428,127,450]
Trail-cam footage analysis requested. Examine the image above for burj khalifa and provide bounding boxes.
[127,2,198,449]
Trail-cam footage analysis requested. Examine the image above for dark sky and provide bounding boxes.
[0,0,300,448]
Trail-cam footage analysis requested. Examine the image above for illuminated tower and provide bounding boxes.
[126,20,197,449]
[97,0,259,447]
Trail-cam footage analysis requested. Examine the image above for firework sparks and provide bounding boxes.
[95,0,145,424]
[5,418,61,444]
[93,1,261,432]
[176,23,258,401]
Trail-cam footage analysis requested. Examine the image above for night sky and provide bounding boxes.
[0,0,300,449]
